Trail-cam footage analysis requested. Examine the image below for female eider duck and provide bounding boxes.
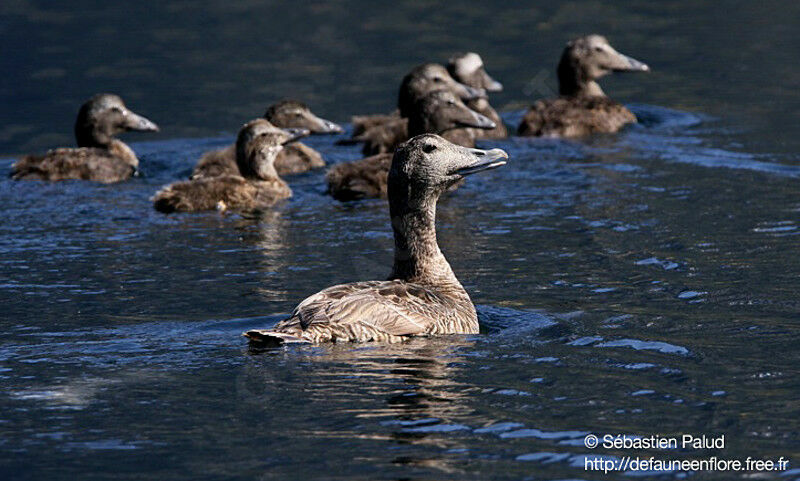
[153,119,308,213]
[348,63,485,149]
[191,100,341,179]
[244,134,508,345]
[447,52,507,139]
[518,35,650,138]
[11,94,158,183]
[327,89,496,201]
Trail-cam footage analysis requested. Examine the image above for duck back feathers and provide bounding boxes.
[518,96,637,137]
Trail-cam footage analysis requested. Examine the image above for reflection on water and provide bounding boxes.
[2,1,800,480]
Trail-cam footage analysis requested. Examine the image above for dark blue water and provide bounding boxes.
[1,2,799,480]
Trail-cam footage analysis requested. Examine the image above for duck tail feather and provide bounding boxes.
[243,330,308,347]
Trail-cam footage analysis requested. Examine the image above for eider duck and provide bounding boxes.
[348,63,485,146]
[447,52,507,139]
[326,89,496,201]
[152,119,308,213]
[518,35,650,138]
[191,100,340,179]
[10,94,158,183]
[244,134,508,345]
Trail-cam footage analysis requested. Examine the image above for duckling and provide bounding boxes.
[348,63,485,144]
[447,52,507,139]
[518,35,650,138]
[244,134,508,345]
[11,94,158,183]
[153,119,308,213]
[191,100,339,179]
[327,89,496,201]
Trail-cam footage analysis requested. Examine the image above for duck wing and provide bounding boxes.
[325,153,393,201]
[246,280,465,344]
[191,145,237,180]
[11,147,133,183]
[274,142,325,176]
[518,97,635,137]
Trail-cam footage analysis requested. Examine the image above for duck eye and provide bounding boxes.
[433,77,442,82]
[422,144,437,153]
[594,46,604,52]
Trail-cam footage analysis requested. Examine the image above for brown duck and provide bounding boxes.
[191,100,340,179]
[447,52,507,139]
[518,35,650,138]
[152,119,308,213]
[11,94,158,183]
[348,63,485,148]
[244,134,508,345]
[326,89,496,201]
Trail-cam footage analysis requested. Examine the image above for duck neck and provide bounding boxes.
[76,126,112,149]
[557,56,605,98]
[406,111,433,137]
[106,139,139,168]
[239,150,281,183]
[388,194,460,287]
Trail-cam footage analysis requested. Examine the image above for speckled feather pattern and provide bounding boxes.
[246,280,477,344]
[11,140,138,183]
[518,96,637,137]
[153,176,290,213]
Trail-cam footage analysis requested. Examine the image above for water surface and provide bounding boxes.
[1,2,799,480]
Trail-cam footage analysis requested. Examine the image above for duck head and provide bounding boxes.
[264,99,343,134]
[236,119,309,180]
[557,35,649,97]
[398,63,487,118]
[74,94,159,148]
[389,134,507,204]
[408,89,496,137]
[447,52,503,92]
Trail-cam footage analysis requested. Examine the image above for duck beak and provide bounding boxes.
[480,69,504,92]
[124,110,159,132]
[453,147,508,176]
[612,52,650,72]
[309,114,344,134]
[457,108,496,130]
[455,81,488,101]
[282,128,310,144]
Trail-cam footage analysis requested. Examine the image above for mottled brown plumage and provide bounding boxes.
[153,119,304,213]
[327,90,496,201]
[447,52,507,140]
[11,94,158,183]
[245,134,508,345]
[192,100,338,179]
[518,35,649,138]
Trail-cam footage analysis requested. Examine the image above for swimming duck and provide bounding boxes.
[153,119,308,213]
[10,94,158,183]
[327,89,496,201]
[447,52,507,139]
[348,63,485,144]
[191,100,340,179]
[517,35,650,138]
[244,134,508,345]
